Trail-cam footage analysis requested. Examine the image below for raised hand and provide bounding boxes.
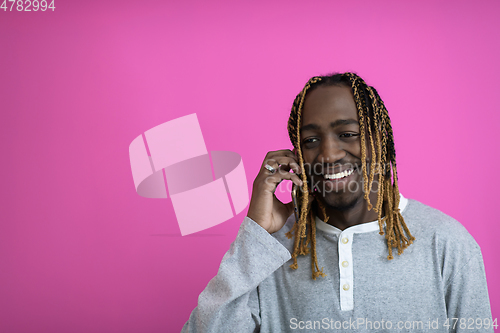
[247,149,304,234]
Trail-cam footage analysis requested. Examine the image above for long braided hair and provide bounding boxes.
[286,72,415,279]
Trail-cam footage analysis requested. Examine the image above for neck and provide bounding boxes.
[318,191,382,230]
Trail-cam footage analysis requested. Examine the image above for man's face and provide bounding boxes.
[300,84,365,211]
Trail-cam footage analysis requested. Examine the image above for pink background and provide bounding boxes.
[1,0,499,332]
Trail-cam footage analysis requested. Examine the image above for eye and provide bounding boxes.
[339,133,359,139]
[302,137,319,148]
[303,138,318,143]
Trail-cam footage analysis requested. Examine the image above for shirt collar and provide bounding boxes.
[315,193,408,235]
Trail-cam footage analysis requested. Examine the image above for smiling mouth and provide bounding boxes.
[323,168,355,180]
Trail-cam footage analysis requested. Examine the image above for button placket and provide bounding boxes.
[314,195,407,312]
[338,231,354,311]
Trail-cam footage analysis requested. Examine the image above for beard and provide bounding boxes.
[317,188,364,212]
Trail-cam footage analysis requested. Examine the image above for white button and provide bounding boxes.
[342,261,349,268]
[341,237,349,244]
[343,283,350,291]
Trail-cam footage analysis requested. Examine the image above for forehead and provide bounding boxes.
[301,85,358,127]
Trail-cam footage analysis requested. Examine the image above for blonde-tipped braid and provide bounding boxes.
[286,73,415,279]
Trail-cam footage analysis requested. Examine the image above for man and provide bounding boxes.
[182,73,494,332]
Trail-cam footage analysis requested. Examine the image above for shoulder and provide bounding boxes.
[403,198,479,249]
[402,199,482,277]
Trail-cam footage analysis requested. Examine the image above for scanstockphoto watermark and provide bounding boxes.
[289,317,498,331]
[289,317,434,331]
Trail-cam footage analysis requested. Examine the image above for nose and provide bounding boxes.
[317,135,346,163]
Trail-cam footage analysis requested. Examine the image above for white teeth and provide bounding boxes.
[324,169,354,180]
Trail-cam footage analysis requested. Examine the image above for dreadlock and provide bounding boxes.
[286,72,415,280]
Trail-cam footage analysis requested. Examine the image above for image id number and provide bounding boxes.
[1,0,55,11]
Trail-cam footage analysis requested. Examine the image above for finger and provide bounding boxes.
[280,160,301,174]
[263,160,279,175]
[279,164,292,173]
[264,172,303,188]
[263,151,296,165]
[264,156,301,174]
[266,149,295,159]
[266,151,297,164]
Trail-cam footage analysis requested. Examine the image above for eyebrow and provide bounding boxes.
[301,119,358,132]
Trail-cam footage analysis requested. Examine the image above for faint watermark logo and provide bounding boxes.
[129,114,249,235]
